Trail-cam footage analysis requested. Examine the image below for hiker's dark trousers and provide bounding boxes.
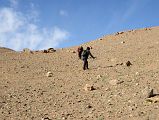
[83,59,88,70]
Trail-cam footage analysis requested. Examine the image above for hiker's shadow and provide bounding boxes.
[91,66,113,70]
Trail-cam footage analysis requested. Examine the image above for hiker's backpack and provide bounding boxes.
[82,50,88,58]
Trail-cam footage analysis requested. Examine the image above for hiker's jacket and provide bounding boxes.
[82,50,94,60]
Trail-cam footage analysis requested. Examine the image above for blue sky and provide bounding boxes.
[0,0,159,50]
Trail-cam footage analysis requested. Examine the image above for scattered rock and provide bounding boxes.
[61,113,71,120]
[138,111,145,116]
[128,30,134,32]
[109,79,124,85]
[21,65,25,68]
[84,84,95,91]
[136,83,139,86]
[115,32,119,35]
[145,28,151,31]
[105,87,110,91]
[119,32,124,34]
[116,63,123,66]
[142,87,154,98]
[42,117,52,120]
[65,64,69,66]
[121,41,125,44]
[86,104,92,108]
[148,89,154,98]
[135,72,139,75]
[62,117,67,120]
[125,61,132,66]
[72,51,76,53]
[115,31,124,35]
[43,48,56,53]
[43,50,48,53]
[97,75,102,79]
[46,72,53,77]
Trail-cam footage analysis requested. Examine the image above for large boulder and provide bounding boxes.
[23,48,33,54]
[48,48,56,52]
[43,48,56,53]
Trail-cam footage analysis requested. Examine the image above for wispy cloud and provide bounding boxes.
[121,0,143,22]
[105,0,150,33]
[59,10,68,17]
[0,0,70,50]
[9,0,18,8]
[27,3,40,22]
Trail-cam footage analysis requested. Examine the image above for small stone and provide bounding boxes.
[125,61,132,66]
[105,88,110,91]
[144,28,151,31]
[138,111,145,116]
[62,117,66,120]
[142,87,154,98]
[84,84,95,91]
[86,105,92,108]
[135,72,139,75]
[148,89,154,98]
[43,50,48,53]
[136,83,139,86]
[97,75,102,79]
[42,117,51,120]
[72,51,76,53]
[119,32,124,34]
[115,31,124,35]
[121,41,125,44]
[109,79,124,85]
[46,72,53,77]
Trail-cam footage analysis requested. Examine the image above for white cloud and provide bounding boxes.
[0,8,24,33]
[0,1,70,51]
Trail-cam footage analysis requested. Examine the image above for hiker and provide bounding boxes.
[77,46,83,59]
[82,47,95,70]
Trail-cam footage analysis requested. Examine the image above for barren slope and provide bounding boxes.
[1,26,159,120]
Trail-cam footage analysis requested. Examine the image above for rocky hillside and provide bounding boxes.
[0,26,159,120]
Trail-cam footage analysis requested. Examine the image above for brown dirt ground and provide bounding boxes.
[1,26,159,120]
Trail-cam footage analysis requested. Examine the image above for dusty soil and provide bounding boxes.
[1,26,159,120]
